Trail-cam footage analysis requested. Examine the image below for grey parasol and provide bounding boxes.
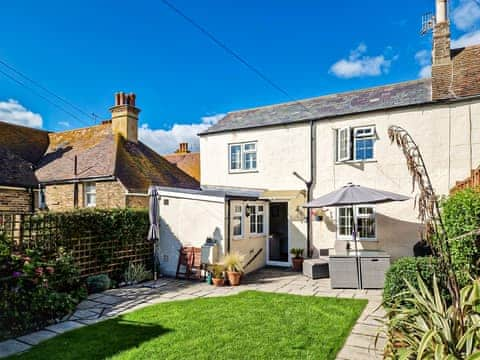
[148,186,160,280]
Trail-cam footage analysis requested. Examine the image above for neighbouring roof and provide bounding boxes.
[164,152,200,182]
[153,185,264,199]
[36,124,116,183]
[0,120,199,192]
[115,137,199,193]
[0,121,49,187]
[200,79,433,135]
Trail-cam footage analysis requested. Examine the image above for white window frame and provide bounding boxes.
[247,203,265,236]
[336,205,376,241]
[337,127,351,162]
[232,203,244,239]
[84,183,96,208]
[229,142,257,172]
[336,125,376,162]
[353,126,375,161]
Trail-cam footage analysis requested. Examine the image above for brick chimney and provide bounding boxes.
[175,142,190,154]
[109,92,141,143]
[432,0,453,100]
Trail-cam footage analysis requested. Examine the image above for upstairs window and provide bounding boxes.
[84,183,96,207]
[336,126,376,162]
[229,142,257,172]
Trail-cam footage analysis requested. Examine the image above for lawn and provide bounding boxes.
[11,291,367,360]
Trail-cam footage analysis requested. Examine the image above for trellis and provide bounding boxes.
[0,211,152,280]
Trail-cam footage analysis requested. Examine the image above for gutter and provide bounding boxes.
[38,175,116,185]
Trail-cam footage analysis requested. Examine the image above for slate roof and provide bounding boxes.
[0,121,49,187]
[0,121,199,192]
[164,152,201,182]
[200,79,432,135]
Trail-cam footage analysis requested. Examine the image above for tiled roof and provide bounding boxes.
[164,152,200,182]
[201,79,432,134]
[0,121,49,187]
[35,124,116,183]
[115,137,199,193]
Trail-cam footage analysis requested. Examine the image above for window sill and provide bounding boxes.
[335,159,377,165]
[228,169,259,174]
[337,238,378,242]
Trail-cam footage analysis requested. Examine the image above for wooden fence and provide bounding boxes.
[0,212,153,280]
[451,168,480,193]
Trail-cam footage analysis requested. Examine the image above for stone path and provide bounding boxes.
[0,267,386,359]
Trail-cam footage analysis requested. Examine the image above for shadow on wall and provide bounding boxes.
[157,217,224,276]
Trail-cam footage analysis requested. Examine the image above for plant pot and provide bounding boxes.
[292,257,304,272]
[227,271,242,286]
[212,277,224,287]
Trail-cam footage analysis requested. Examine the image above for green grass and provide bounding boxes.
[10,291,367,360]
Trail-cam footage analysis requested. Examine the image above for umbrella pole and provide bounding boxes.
[352,205,362,289]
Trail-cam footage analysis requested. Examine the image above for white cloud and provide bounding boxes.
[0,99,42,128]
[415,49,432,78]
[58,121,71,128]
[452,29,480,48]
[329,43,394,79]
[139,113,225,155]
[452,0,480,31]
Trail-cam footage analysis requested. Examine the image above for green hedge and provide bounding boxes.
[440,188,480,286]
[383,257,448,306]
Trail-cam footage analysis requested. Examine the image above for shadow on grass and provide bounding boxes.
[16,317,171,360]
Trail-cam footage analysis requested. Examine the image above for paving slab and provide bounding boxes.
[45,321,85,334]
[0,340,31,357]
[17,330,57,345]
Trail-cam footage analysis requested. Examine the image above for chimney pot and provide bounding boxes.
[109,91,140,142]
[436,0,448,23]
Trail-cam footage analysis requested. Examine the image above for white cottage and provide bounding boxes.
[155,0,480,273]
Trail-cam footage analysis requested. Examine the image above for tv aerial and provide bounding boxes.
[421,12,436,35]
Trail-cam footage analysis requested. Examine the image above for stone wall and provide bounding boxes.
[45,181,127,211]
[0,187,32,212]
[126,194,148,208]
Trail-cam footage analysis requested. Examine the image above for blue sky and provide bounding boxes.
[1,0,479,153]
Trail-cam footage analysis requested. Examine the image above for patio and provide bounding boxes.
[0,267,386,359]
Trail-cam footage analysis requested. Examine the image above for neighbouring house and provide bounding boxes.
[154,0,480,275]
[0,92,199,212]
[164,143,201,181]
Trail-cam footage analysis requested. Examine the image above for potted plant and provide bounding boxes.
[210,264,225,287]
[290,248,304,272]
[223,252,244,286]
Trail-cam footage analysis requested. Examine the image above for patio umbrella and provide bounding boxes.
[148,186,160,280]
[304,183,408,288]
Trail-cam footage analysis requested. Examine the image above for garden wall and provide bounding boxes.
[0,208,152,280]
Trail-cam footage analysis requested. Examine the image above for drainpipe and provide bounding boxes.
[293,120,316,258]
[226,199,231,254]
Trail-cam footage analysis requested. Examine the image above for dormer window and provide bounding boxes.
[229,142,257,172]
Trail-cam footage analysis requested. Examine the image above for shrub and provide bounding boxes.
[290,248,304,258]
[440,188,480,287]
[223,252,244,273]
[123,262,151,285]
[0,248,85,339]
[383,256,447,306]
[382,276,480,359]
[86,274,111,293]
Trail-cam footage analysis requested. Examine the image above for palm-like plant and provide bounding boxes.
[382,275,480,359]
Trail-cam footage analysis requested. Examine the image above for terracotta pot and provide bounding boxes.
[212,277,224,287]
[292,257,304,272]
[227,271,242,286]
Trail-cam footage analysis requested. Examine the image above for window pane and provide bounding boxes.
[233,216,242,236]
[234,205,242,214]
[338,208,353,236]
[86,194,96,206]
[257,214,264,233]
[355,138,374,160]
[358,217,375,238]
[358,207,373,215]
[244,152,257,170]
[230,145,241,169]
[244,143,256,151]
